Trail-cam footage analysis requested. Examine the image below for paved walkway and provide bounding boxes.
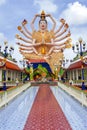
[23,84,72,130]
[0,84,87,130]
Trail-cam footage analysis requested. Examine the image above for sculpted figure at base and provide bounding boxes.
[16,11,71,59]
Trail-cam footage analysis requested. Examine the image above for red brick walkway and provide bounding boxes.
[23,84,72,130]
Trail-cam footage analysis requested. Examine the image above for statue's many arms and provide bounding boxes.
[16,11,72,72]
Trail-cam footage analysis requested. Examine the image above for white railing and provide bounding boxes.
[58,82,87,107]
[0,81,23,88]
[0,82,31,108]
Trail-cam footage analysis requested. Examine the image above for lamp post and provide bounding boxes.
[20,58,27,68]
[59,57,69,81]
[20,59,34,81]
[19,58,27,82]
[1,41,14,90]
[61,58,69,67]
[29,63,33,81]
[72,37,87,90]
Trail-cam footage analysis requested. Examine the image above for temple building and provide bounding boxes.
[0,56,22,88]
[63,56,87,85]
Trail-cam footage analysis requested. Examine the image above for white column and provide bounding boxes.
[73,70,75,80]
[12,71,14,81]
[76,69,78,80]
[11,70,13,81]
[0,70,2,81]
[14,72,16,81]
[6,70,8,81]
[70,71,72,80]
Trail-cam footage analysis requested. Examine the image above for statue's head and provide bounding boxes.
[39,10,47,30]
[39,19,47,30]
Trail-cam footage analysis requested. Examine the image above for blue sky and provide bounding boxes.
[0,0,87,64]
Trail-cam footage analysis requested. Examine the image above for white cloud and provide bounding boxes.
[0,0,6,6]
[71,26,87,43]
[60,2,87,25]
[34,0,58,13]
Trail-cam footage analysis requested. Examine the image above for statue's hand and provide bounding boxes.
[35,14,40,17]
[22,19,27,26]
[64,23,69,29]
[32,39,36,44]
[60,18,65,24]
[51,39,54,44]
[46,14,51,17]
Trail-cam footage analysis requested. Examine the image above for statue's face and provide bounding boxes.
[39,20,47,30]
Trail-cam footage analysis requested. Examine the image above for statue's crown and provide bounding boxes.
[41,10,45,20]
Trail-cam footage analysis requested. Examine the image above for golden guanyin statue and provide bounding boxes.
[16,11,72,72]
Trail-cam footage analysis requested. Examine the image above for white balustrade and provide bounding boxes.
[0,82,31,108]
[58,82,87,107]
